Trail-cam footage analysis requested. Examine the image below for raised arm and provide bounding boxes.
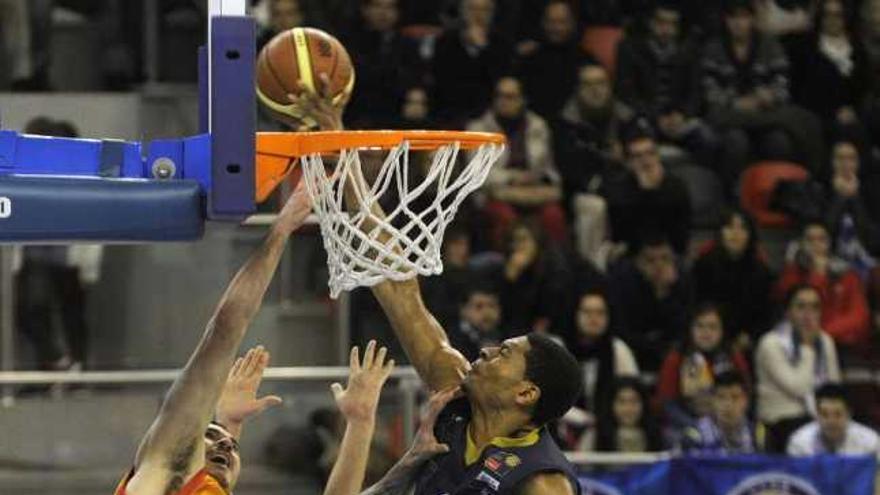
[127,183,311,491]
[293,75,471,392]
[323,341,395,495]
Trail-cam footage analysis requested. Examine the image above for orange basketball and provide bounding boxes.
[256,27,355,126]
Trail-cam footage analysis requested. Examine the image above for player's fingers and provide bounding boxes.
[432,443,450,454]
[245,346,264,376]
[383,358,396,376]
[350,345,360,372]
[253,349,271,376]
[229,357,243,377]
[240,348,256,375]
[257,395,283,411]
[330,382,344,401]
[317,72,333,100]
[374,346,387,370]
[363,340,376,369]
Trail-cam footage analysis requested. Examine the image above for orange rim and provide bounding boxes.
[254,130,505,203]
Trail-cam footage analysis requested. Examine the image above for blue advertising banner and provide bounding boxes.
[579,455,877,495]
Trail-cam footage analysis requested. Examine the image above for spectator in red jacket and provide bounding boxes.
[654,303,751,436]
[775,221,870,352]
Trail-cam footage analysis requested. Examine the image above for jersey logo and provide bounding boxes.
[727,472,820,495]
[476,470,500,491]
[483,451,520,478]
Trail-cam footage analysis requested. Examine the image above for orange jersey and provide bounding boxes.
[114,468,228,495]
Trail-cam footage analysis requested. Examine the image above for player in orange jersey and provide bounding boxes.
[114,182,311,495]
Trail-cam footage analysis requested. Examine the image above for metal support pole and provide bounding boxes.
[0,246,16,407]
[398,376,420,446]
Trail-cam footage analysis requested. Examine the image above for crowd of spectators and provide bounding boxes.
[5,0,880,461]
[319,0,880,458]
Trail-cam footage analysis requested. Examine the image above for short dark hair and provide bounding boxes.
[723,0,754,15]
[634,232,672,256]
[816,383,849,409]
[713,371,747,392]
[524,333,583,425]
[621,117,656,150]
[784,283,822,310]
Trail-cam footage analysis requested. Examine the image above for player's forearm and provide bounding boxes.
[360,448,430,495]
[323,419,377,495]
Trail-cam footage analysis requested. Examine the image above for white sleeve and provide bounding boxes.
[756,336,816,400]
[823,334,842,382]
[613,339,640,376]
[786,427,814,456]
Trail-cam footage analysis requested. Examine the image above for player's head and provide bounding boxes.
[204,422,242,490]
[649,1,682,45]
[360,0,399,33]
[712,371,749,430]
[816,383,851,447]
[465,333,583,427]
[492,76,526,119]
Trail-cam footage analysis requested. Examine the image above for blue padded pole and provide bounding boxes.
[208,16,256,220]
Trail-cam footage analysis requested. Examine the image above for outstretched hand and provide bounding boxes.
[404,387,462,464]
[331,341,395,424]
[216,346,283,437]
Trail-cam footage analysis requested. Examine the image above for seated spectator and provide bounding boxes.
[789,0,872,135]
[776,221,871,350]
[564,291,639,431]
[581,377,665,452]
[788,383,880,457]
[422,225,479,328]
[756,285,842,453]
[680,371,766,454]
[607,235,691,370]
[446,284,502,362]
[692,208,775,346]
[257,0,306,49]
[825,139,880,276]
[432,0,512,126]
[655,304,752,433]
[395,86,433,129]
[604,123,692,256]
[615,1,717,167]
[701,0,824,190]
[515,1,589,120]
[342,0,425,128]
[496,221,572,336]
[557,62,633,173]
[469,76,567,249]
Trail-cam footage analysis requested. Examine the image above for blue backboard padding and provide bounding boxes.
[209,16,256,220]
[0,130,144,177]
[0,175,204,242]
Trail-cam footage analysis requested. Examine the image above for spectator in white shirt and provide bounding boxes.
[788,383,880,457]
[756,284,841,453]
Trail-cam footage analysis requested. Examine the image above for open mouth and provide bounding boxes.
[209,452,230,469]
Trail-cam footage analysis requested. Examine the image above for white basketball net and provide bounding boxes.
[299,140,504,298]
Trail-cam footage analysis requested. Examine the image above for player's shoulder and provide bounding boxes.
[517,471,578,495]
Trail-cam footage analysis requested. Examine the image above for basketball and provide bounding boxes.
[256,27,355,126]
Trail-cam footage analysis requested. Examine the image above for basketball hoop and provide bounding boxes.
[256,130,505,298]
